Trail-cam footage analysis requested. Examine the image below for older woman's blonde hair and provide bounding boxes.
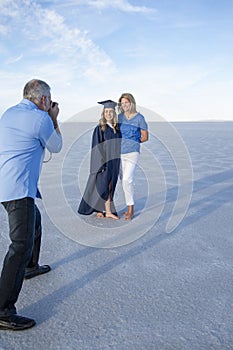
[118,93,137,114]
[99,109,119,133]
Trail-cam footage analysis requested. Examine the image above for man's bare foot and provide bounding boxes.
[105,212,119,220]
[96,212,104,218]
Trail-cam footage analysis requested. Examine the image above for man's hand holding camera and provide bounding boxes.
[49,101,60,131]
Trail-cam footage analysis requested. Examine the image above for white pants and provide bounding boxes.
[120,152,139,206]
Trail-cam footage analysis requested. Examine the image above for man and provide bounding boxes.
[0,79,62,330]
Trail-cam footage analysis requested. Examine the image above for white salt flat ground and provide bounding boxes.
[0,122,233,349]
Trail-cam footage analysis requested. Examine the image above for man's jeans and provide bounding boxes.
[0,197,42,316]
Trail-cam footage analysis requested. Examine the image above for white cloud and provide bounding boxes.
[6,54,23,64]
[86,0,156,14]
[0,70,29,116]
[51,0,156,15]
[0,0,18,15]
[0,0,118,119]
[0,24,9,35]
[0,0,231,122]
[60,63,213,121]
[0,0,116,80]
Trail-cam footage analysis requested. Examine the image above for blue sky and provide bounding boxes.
[0,0,233,121]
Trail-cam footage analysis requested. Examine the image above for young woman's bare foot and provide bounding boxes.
[105,212,119,220]
[96,212,104,218]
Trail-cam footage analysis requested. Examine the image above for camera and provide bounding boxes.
[51,101,56,108]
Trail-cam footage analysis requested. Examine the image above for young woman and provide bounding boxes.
[78,100,121,220]
[118,93,148,220]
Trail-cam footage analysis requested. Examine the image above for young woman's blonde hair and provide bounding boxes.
[118,93,137,114]
[99,109,119,133]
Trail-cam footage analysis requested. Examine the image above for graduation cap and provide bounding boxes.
[98,100,117,109]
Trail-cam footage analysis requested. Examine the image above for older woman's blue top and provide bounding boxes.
[118,112,148,154]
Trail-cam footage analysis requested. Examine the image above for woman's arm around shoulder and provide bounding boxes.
[138,113,148,143]
[140,129,148,143]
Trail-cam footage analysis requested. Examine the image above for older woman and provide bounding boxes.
[118,93,148,220]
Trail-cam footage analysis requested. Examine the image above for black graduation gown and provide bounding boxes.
[78,124,121,215]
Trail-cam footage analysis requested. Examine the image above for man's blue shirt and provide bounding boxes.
[118,112,148,154]
[0,99,62,202]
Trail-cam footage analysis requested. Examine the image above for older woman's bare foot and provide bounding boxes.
[123,205,134,220]
[124,212,133,220]
[96,212,104,218]
[105,212,119,220]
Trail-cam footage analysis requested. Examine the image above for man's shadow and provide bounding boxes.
[20,167,233,324]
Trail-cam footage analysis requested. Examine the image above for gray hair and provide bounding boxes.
[23,79,51,102]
